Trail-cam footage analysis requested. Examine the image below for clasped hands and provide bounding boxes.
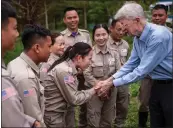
[94,79,113,99]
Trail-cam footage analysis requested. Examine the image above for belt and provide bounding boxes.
[154,79,173,84]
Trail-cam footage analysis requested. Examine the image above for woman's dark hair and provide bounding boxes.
[92,24,109,41]
[48,42,92,72]
[51,32,62,45]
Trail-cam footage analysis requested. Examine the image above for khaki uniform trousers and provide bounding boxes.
[138,77,153,112]
[87,88,117,128]
[44,112,65,128]
[114,86,129,128]
[78,74,87,128]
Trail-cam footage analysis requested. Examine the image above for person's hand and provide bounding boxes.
[33,120,41,127]
[94,80,110,97]
[99,90,110,101]
[94,79,113,97]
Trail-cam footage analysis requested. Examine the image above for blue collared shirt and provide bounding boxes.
[113,23,172,87]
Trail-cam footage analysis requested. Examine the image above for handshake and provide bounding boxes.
[93,77,114,99]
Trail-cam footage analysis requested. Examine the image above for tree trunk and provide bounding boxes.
[83,2,87,29]
[44,0,49,29]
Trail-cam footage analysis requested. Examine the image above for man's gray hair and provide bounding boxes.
[114,2,146,20]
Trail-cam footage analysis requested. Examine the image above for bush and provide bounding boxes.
[4,38,23,65]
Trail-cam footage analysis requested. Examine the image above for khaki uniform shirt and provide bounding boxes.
[107,36,129,65]
[7,52,45,126]
[2,60,35,127]
[61,28,92,49]
[44,60,95,123]
[165,25,172,33]
[84,45,121,87]
[40,53,60,81]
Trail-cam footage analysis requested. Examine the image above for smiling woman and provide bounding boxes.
[83,24,121,127]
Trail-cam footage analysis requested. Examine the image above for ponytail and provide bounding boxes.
[48,42,92,72]
[48,46,73,72]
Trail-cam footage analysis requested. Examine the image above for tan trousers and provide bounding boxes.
[87,88,117,128]
[65,106,75,127]
[44,112,65,128]
[138,77,153,112]
[78,74,88,128]
[114,86,129,128]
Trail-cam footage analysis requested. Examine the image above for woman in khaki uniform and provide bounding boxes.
[44,42,100,127]
[40,33,65,81]
[83,24,121,128]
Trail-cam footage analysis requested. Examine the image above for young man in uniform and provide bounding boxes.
[152,4,172,32]
[7,24,52,127]
[138,4,172,127]
[1,1,40,127]
[108,19,129,128]
[61,7,92,127]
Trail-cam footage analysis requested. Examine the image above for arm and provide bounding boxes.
[54,71,95,106]
[16,79,44,124]
[87,33,93,46]
[114,51,122,71]
[113,40,140,79]
[113,37,168,86]
[83,65,99,87]
[2,83,36,127]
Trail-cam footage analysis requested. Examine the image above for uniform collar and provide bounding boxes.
[139,22,150,43]
[109,35,123,46]
[2,59,6,69]
[95,45,110,54]
[1,59,10,77]
[50,53,60,60]
[65,28,82,37]
[67,59,78,75]
[20,52,40,75]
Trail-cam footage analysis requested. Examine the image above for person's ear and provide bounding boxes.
[109,26,113,33]
[76,55,82,63]
[63,17,66,24]
[33,44,40,54]
[135,17,140,23]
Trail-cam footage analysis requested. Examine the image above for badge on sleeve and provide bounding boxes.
[64,75,75,84]
[2,87,17,101]
[41,68,48,73]
[23,88,35,97]
[120,49,128,56]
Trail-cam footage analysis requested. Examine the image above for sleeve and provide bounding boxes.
[114,51,122,71]
[83,65,98,87]
[2,84,36,127]
[87,33,93,46]
[113,37,168,86]
[16,79,44,123]
[113,41,140,79]
[54,71,95,106]
[39,63,49,81]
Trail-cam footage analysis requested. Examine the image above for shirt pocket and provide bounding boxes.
[92,65,104,78]
[120,49,128,57]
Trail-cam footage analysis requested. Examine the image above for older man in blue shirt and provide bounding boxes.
[95,2,172,128]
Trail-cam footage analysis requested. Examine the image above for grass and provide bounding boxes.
[74,83,141,128]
